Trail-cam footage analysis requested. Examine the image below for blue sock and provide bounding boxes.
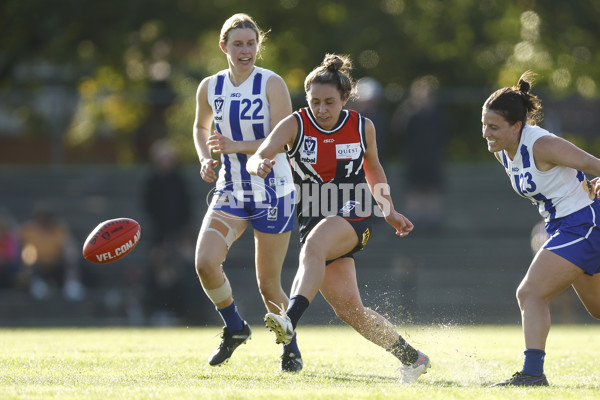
[283,333,300,355]
[287,295,310,329]
[217,301,244,332]
[522,349,545,376]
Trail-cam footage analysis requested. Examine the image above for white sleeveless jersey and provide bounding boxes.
[206,67,293,200]
[499,124,594,221]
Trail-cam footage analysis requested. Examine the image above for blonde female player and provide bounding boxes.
[247,53,430,383]
[193,13,301,372]
[482,72,600,386]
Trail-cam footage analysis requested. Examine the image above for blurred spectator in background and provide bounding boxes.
[20,203,85,301]
[144,245,186,326]
[142,139,192,248]
[141,139,192,325]
[393,75,449,233]
[350,77,391,162]
[0,208,21,289]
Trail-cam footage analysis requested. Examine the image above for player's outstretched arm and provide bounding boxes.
[247,115,298,178]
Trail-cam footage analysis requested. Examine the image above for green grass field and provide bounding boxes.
[0,324,599,399]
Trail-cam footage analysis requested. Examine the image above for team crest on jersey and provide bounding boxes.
[336,143,361,160]
[267,206,278,221]
[213,96,225,122]
[301,136,318,164]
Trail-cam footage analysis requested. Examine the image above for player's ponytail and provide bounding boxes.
[483,71,543,126]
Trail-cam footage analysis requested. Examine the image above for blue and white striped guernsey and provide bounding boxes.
[206,67,294,202]
[500,124,594,221]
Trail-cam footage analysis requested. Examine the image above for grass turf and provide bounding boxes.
[0,324,599,399]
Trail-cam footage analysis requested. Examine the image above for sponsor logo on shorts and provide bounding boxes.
[267,207,278,221]
[340,200,360,215]
[269,176,288,187]
[361,228,370,247]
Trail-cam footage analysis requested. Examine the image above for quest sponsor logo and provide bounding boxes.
[335,143,361,160]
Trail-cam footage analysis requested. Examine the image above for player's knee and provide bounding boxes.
[300,238,326,263]
[515,281,533,307]
[194,253,221,278]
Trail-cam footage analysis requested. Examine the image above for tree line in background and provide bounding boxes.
[1,0,599,164]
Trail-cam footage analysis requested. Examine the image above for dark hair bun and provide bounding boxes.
[518,78,531,94]
[324,54,343,72]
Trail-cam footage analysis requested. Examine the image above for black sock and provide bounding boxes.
[286,295,310,329]
[387,336,419,365]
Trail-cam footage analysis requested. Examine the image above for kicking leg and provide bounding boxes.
[320,257,430,383]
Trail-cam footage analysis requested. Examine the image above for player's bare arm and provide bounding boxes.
[207,132,265,155]
[533,134,600,176]
[247,115,297,178]
[194,78,219,182]
[266,74,293,129]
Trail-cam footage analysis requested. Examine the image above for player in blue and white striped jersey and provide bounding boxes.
[483,71,600,386]
[192,13,300,372]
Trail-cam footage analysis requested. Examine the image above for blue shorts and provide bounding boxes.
[544,198,600,276]
[210,189,295,234]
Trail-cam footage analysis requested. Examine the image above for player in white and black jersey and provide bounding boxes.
[483,71,600,386]
[192,13,300,372]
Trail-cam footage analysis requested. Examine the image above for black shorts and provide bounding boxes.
[328,215,374,263]
[299,201,374,264]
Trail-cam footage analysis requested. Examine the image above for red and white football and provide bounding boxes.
[82,218,141,264]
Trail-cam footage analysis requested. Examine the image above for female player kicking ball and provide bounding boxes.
[247,53,430,383]
[482,71,600,386]
[193,13,301,372]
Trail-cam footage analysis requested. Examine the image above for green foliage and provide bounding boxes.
[1,0,599,163]
[0,325,599,399]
